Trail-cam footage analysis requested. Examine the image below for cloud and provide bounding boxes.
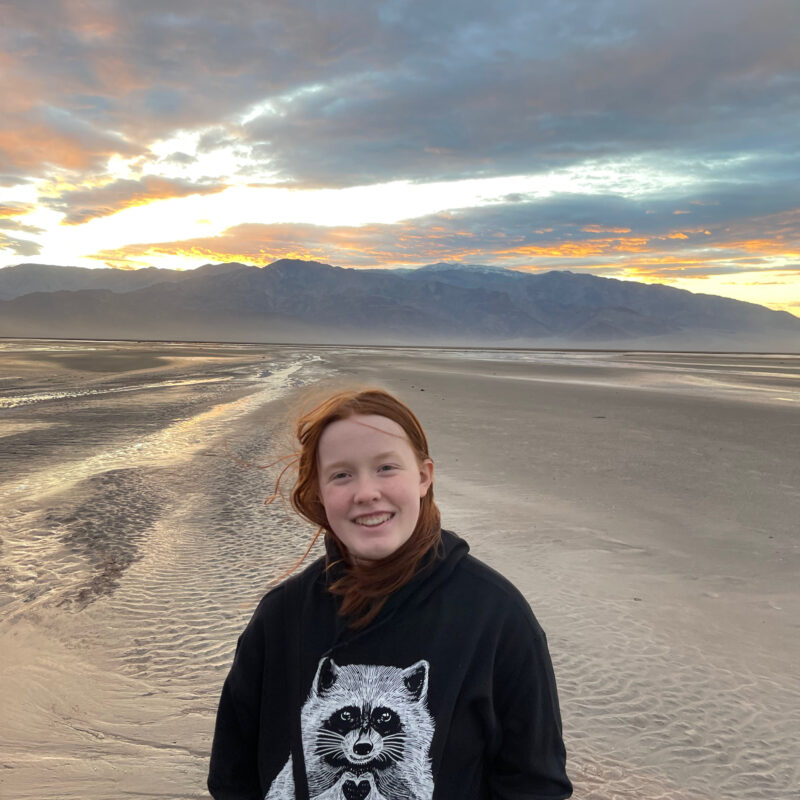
[0,202,35,218]
[0,0,399,181]
[239,0,800,187]
[0,202,43,235]
[1,0,798,190]
[85,186,800,281]
[88,221,368,269]
[0,232,41,257]
[160,151,197,166]
[0,103,142,179]
[0,219,43,235]
[43,175,228,224]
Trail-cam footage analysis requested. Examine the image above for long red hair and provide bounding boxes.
[271,388,441,627]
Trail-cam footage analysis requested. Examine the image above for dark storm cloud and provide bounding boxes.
[43,176,228,224]
[2,0,797,189]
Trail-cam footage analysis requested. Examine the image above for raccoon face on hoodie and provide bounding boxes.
[301,657,435,799]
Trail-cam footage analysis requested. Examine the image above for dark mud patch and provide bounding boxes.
[50,468,166,609]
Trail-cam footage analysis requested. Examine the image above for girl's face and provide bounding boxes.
[316,414,433,564]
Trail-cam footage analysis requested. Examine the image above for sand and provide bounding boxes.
[1,339,798,799]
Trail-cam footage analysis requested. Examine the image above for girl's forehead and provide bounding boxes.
[325,414,407,441]
[318,414,411,459]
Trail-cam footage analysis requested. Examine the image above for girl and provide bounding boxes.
[208,388,572,800]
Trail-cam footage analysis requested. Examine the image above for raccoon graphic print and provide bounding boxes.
[265,657,435,800]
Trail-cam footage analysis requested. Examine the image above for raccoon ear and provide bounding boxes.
[401,660,429,702]
[314,656,339,696]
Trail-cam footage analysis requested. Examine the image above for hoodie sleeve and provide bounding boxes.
[488,603,573,800]
[207,607,267,800]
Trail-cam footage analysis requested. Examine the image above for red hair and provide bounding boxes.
[270,388,441,627]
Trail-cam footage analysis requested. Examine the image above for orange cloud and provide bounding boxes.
[88,220,498,270]
[0,126,104,172]
[0,201,42,237]
[723,238,800,256]
[85,226,658,273]
[0,51,43,116]
[81,208,800,292]
[90,239,333,271]
[581,225,632,233]
[48,176,229,225]
[494,237,652,258]
[0,202,34,218]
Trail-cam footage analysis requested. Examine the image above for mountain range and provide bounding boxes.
[0,260,798,350]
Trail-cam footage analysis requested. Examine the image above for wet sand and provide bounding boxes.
[1,339,799,799]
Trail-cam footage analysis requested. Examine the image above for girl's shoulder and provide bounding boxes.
[450,553,547,638]
[457,552,532,602]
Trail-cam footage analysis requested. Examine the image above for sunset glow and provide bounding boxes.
[1,1,798,314]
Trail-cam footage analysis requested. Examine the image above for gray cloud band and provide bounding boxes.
[1,0,798,189]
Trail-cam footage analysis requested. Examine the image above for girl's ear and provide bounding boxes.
[418,458,434,497]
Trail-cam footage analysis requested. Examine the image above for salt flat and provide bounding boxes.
[1,339,798,799]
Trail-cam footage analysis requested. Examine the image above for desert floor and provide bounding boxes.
[1,339,798,799]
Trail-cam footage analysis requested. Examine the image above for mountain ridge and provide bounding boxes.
[0,260,797,350]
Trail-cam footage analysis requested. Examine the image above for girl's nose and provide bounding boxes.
[353,476,381,503]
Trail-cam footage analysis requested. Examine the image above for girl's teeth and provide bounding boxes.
[357,513,392,526]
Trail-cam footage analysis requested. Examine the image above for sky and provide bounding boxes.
[1,0,799,314]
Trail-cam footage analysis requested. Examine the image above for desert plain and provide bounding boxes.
[1,338,798,799]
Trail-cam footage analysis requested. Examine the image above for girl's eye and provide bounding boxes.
[378,464,395,472]
[331,472,349,480]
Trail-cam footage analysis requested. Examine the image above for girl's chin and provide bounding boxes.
[350,536,407,564]
[331,521,415,563]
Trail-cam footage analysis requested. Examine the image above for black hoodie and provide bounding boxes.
[208,530,572,800]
